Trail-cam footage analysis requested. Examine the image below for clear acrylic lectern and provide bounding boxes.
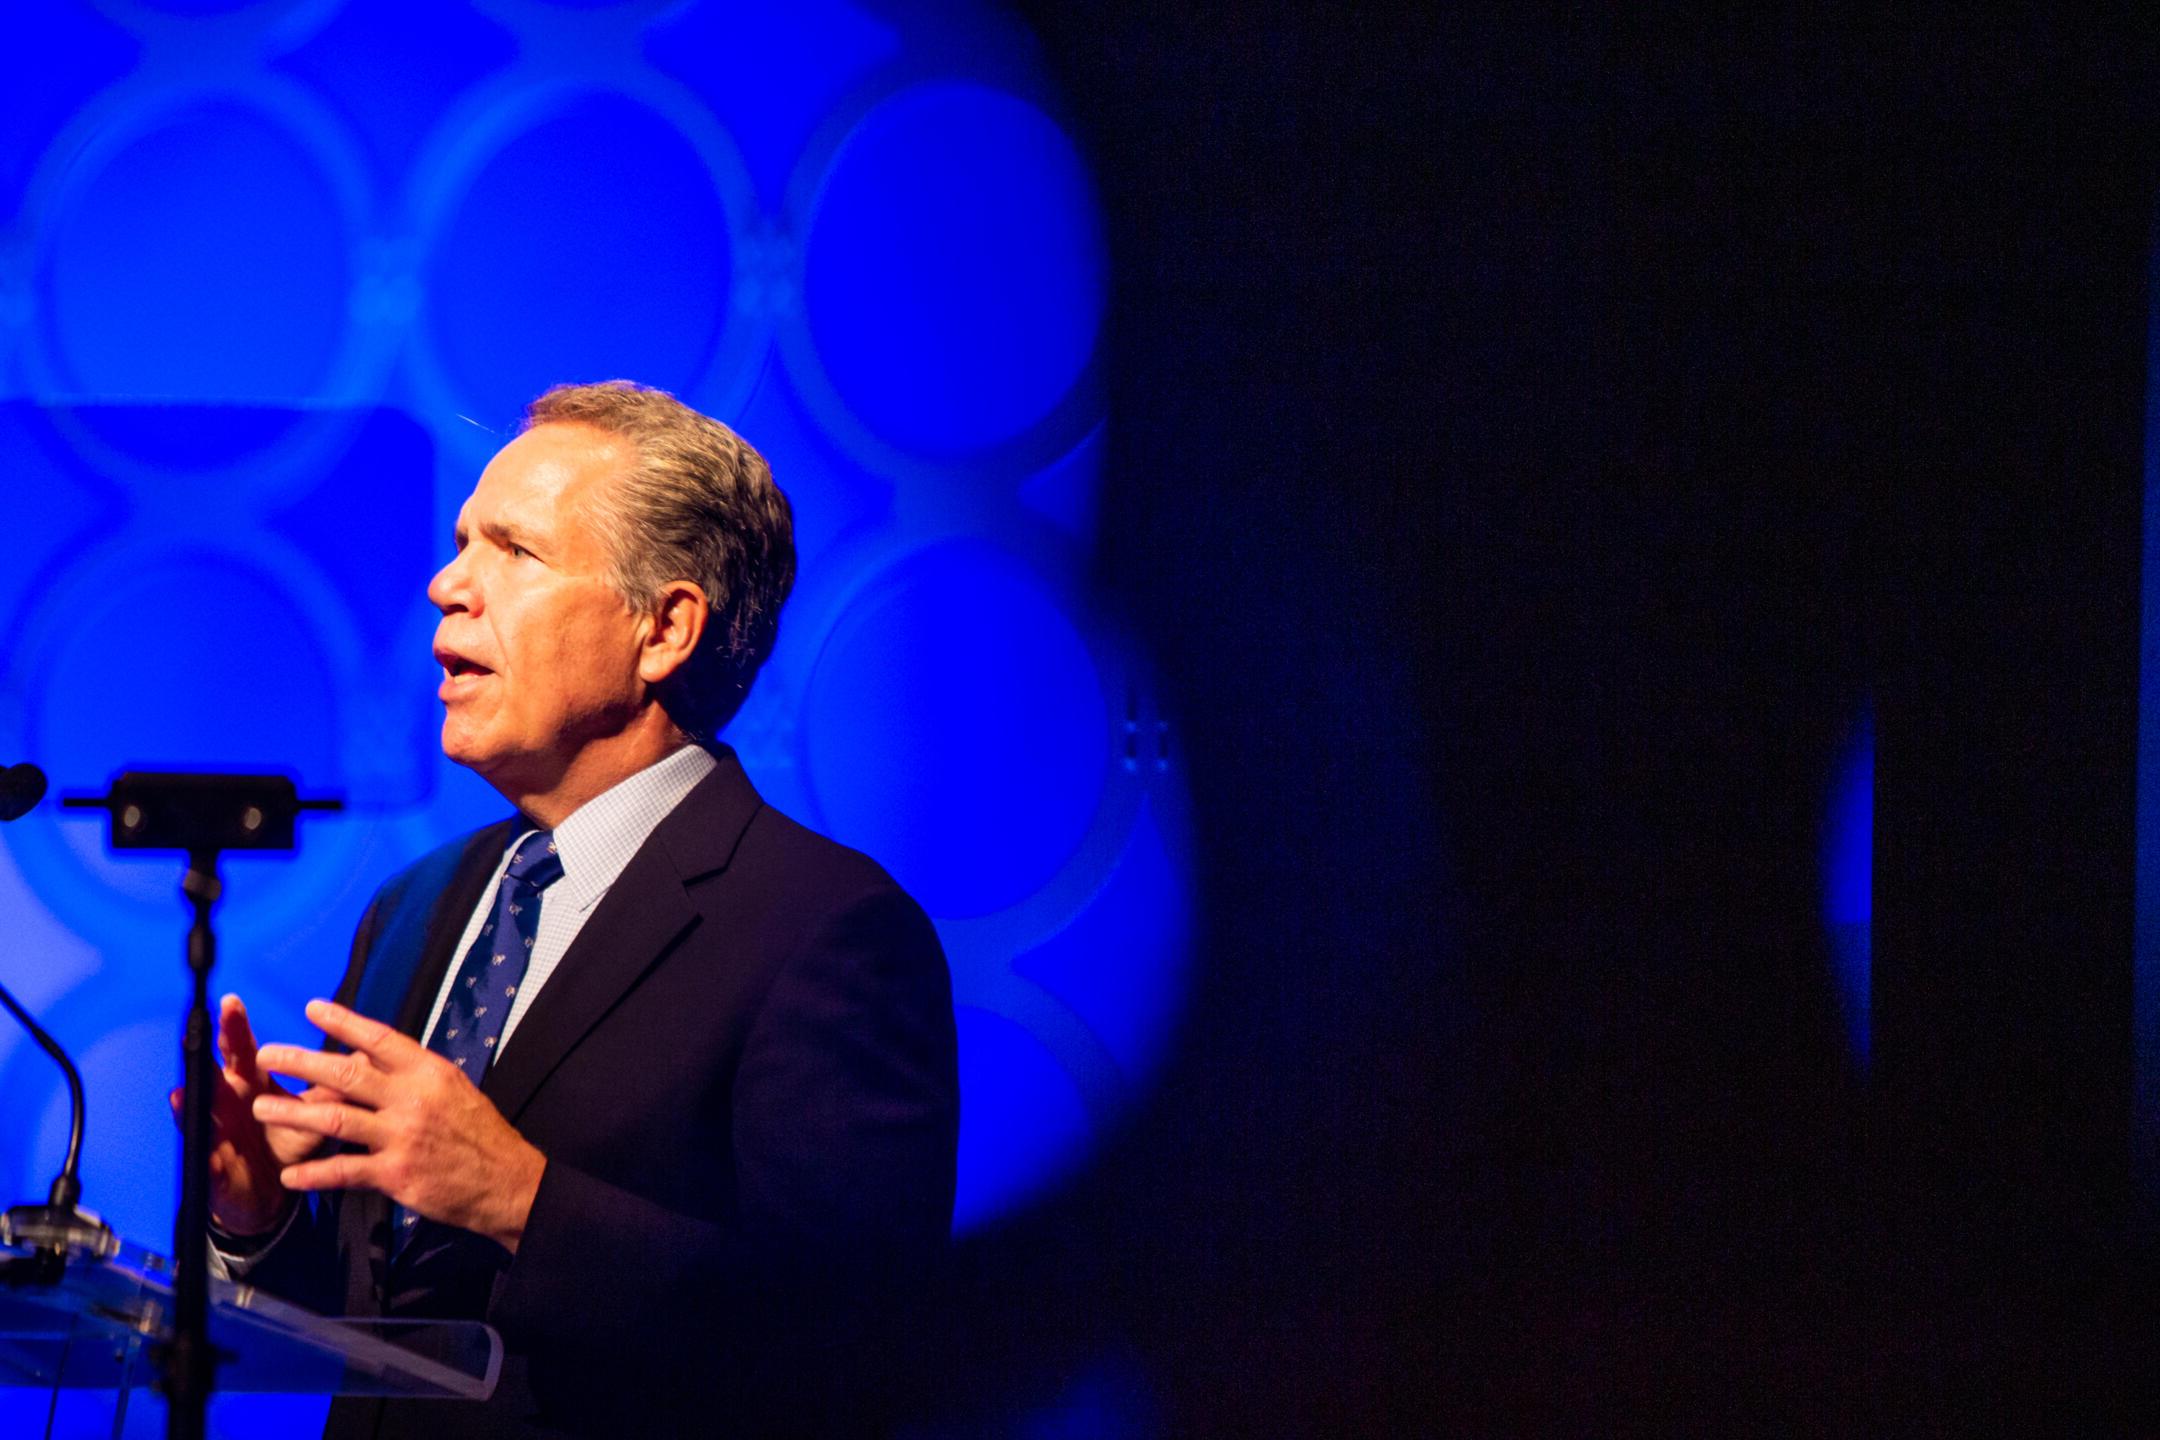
[0,1216,499,1440]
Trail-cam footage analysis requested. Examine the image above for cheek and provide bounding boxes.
[548,607,643,703]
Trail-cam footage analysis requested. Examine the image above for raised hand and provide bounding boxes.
[254,999,547,1254]
[169,994,340,1236]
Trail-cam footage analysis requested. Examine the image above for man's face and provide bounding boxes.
[428,422,649,795]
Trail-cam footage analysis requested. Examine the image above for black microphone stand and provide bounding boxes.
[63,772,340,1440]
[168,845,220,1440]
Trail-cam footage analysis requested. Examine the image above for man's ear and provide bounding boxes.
[638,580,709,686]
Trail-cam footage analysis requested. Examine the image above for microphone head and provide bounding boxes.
[0,764,47,822]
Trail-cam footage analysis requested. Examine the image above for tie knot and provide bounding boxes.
[504,830,563,891]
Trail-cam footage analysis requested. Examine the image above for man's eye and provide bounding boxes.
[509,544,530,559]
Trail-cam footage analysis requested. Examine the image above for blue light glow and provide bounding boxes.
[1822,707,1873,1064]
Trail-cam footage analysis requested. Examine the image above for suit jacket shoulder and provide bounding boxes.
[703,798,922,952]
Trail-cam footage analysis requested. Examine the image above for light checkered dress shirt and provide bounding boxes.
[418,743,716,1056]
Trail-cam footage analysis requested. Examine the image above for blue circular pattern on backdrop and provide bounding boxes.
[801,539,1110,919]
[0,6,1191,1353]
[30,552,343,767]
[952,1007,1092,1232]
[1015,798,1191,1084]
[21,549,344,915]
[800,82,1107,459]
[423,90,740,429]
[41,99,352,398]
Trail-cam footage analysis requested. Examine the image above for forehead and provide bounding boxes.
[462,422,631,531]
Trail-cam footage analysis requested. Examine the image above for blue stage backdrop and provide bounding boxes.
[1822,705,1872,1067]
[0,3,1190,1429]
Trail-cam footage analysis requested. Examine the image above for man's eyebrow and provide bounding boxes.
[477,519,540,552]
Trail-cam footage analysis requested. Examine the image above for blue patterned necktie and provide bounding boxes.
[392,828,563,1259]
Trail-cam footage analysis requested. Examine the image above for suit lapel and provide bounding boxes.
[349,821,513,1039]
[406,823,514,1038]
[481,750,764,1124]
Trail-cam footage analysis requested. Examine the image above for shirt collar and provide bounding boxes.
[540,744,718,915]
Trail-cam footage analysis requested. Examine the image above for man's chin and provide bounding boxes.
[439,722,500,778]
[442,730,552,806]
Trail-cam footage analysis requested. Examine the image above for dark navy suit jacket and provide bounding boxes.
[248,747,960,1438]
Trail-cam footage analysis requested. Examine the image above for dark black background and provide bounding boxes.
[913,9,2160,1433]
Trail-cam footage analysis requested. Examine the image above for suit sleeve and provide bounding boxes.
[488,883,959,1383]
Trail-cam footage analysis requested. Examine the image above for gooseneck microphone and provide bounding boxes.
[0,981,85,1212]
[0,761,108,1275]
[0,762,76,1203]
[0,762,46,822]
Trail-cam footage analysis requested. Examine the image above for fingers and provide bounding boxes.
[280,1151,374,1195]
[301,999,425,1072]
[252,1094,382,1150]
[182,1077,257,1129]
[255,1044,387,1108]
[216,994,258,1079]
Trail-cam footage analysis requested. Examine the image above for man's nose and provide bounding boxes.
[428,551,474,614]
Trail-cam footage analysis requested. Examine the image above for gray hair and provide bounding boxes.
[524,380,795,740]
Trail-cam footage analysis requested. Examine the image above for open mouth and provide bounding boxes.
[436,647,495,694]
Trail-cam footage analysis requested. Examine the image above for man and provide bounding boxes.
[197,382,959,1437]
